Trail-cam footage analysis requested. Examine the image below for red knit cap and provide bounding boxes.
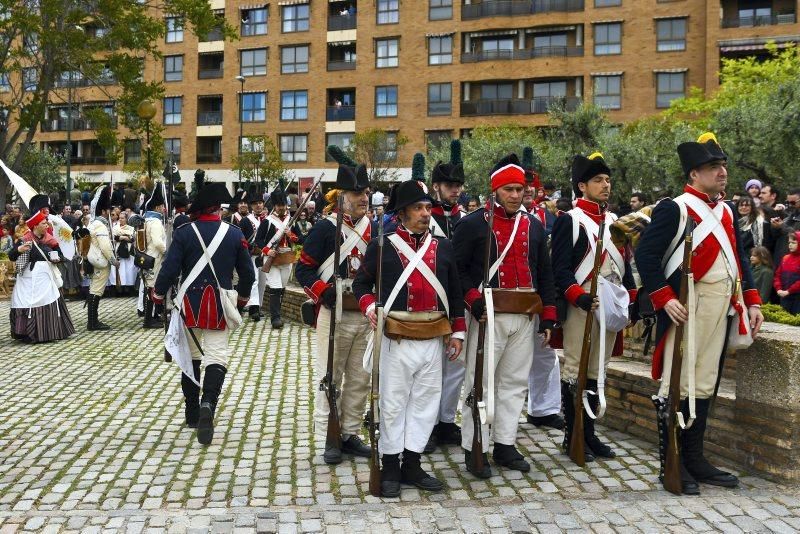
[490,154,526,191]
[26,209,48,230]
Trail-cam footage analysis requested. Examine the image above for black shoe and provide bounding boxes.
[271,317,284,329]
[249,305,260,322]
[341,435,371,458]
[561,381,595,464]
[434,421,462,445]
[197,401,214,445]
[137,309,144,317]
[400,450,443,492]
[681,398,738,488]
[323,444,342,465]
[585,435,616,459]
[381,454,401,497]
[492,443,530,472]
[464,449,492,479]
[527,413,565,430]
[680,463,701,495]
[185,403,199,428]
[423,433,437,454]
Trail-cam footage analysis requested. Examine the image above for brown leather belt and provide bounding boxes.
[271,249,296,266]
[491,289,543,315]
[341,292,360,311]
[385,313,451,341]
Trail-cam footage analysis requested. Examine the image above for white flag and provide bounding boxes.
[0,157,37,207]
[48,214,76,260]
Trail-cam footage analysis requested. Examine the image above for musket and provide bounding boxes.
[568,212,607,466]
[467,194,495,475]
[321,193,344,457]
[261,172,325,273]
[282,175,296,193]
[368,211,385,497]
[663,217,695,495]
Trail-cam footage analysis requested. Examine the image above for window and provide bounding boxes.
[482,38,515,59]
[656,18,686,52]
[164,138,181,163]
[164,55,183,82]
[0,73,9,92]
[594,23,621,55]
[279,134,308,162]
[738,7,772,26]
[375,86,398,117]
[282,3,309,32]
[425,130,452,151]
[595,0,621,6]
[241,48,267,76]
[533,81,567,98]
[325,133,354,161]
[427,83,451,115]
[241,7,268,36]
[280,90,308,121]
[376,38,399,68]
[164,96,182,125]
[281,45,309,74]
[377,132,398,161]
[377,0,399,24]
[241,136,264,153]
[429,0,452,20]
[23,68,37,91]
[241,92,267,122]
[428,36,452,65]
[593,75,622,110]
[165,17,183,43]
[534,33,567,50]
[480,83,514,100]
[656,71,685,108]
[124,140,141,164]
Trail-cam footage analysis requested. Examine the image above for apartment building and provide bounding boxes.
[21,0,800,188]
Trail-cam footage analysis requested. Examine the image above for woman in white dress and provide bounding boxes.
[111,212,137,295]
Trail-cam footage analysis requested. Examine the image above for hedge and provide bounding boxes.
[761,303,800,327]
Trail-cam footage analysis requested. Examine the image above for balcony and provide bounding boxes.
[460,96,581,116]
[721,12,796,28]
[197,111,222,125]
[326,105,355,120]
[461,46,583,62]
[461,0,584,20]
[327,59,356,71]
[328,14,357,31]
[200,27,224,42]
[198,67,224,79]
[196,152,222,164]
[198,52,224,79]
[42,116,118,132]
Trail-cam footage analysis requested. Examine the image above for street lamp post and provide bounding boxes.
[136,100,157,184]
[235,75,245,186]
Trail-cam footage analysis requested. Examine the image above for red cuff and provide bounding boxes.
[541,305,557,322]
[359,294,376,315]
[628,288,638,302]
[650,285,678,311]
[742,288,762,306]
[464,288,481,309]
[261,246,271,255]
[304,280,330,304]
[452,317,466,333]
[564,284,586,306]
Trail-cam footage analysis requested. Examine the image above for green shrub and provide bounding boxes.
[762,303,800,326]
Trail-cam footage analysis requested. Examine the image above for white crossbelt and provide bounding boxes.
[264,213,290,250]
[316,215,370,283]
[570,210,624,286]
[385,233,449,316]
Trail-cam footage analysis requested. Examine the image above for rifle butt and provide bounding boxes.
[326,395,342,450]
[470,431,484,472]
[569,408,586,467]
[663,436,683,495]
[368,459,381,497]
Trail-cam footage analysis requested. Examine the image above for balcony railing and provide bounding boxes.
[328,14,357,30]
[462,0,584,20]
[197,153,222,164]
[460,96,581,116]
[197,111,222,125]
[198,68,224,79]
[721,12,796,28]
[69,155,111,165]
[42,117,118,132]
[326,105,355,121]
[200,27,224,42]
[461,46,583,62]
[327,60,356,71]
[53,74,116,88]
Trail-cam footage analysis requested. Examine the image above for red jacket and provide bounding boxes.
[774,231,800,294]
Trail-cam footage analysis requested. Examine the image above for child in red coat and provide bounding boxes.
[774,231,800,314]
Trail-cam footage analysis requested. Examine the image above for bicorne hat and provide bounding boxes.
[25,194,50,229]
[386,180,433,213]
[677,132,727,178]
[571,152,611,198]
[335,164,370,191]
[188,183,232,214]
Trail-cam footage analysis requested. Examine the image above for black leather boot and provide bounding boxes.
[584,379,615,458]
[561,381,594,463]
[400,449,443,491]
[269,288,284,329]
[681,398,738,488]
[492,443,530,472]
[87,295,111,331]
[652,396,699,495]
[182,360,202,428]
[380,454,401,497]
[249,305,260,322]
[143,294,160,329]
[464,449,492,479]
[198,364,227,445]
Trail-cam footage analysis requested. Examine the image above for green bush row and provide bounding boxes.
[762,303,800,326]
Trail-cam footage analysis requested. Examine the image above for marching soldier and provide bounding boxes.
[254,190,297,329]
[240,192,267,321]
[153,182,255,445]
[142,183,168,329]
[636,133,763,494]
[552,153,636,463]
[453,154,557,478]
[353,179,465,497]
[295,163,374,464]
[86,184,118,331]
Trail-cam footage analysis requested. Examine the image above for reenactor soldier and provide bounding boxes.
[453,154,557,478]
[353,179,465,498]
[173,191,190,228]
[240,191,267,321]
[552,152,636,463]
[636,133,763,494]
[254,190,297,329]
[229,190,248,228]
[295,163,374,464]
[86,184,118,331]
[153,182,255,445]
[142,183,168,329]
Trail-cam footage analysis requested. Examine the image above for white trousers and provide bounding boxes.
[313,306,371,439]
[461,313,534,452]
[187,327,230,368]
[89,266,110,296]
[246,257,267,307]
[527,317,562,417]
[439,353,466,423]
[265,263,291,290]
[137,281,145,312]
[379,335,443,456]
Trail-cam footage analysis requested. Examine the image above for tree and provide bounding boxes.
[16,146,65,197]
[0,0,236,204]
[231,135,288,194]
[346,128,408,185]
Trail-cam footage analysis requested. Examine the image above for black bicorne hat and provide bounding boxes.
[431,161,465,184]
[247,185,263,204]
[677,132,727,178]
[571,152,611,198]
[28,194,50,214]
[93,185,112,216]
[335,164,370,191]
[231,189,247,205]
[144,182,166,211]
[386,180,434,213]
[172,190,189,209]
[188,183,232,214]
[269,189,288,207]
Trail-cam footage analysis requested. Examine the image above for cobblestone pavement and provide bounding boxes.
[1,297,799,533]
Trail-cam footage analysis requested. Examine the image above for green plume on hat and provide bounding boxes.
[411,153,425,181]
[449,139,462,166]
[326,145,358,167]
[522,146,541,171]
